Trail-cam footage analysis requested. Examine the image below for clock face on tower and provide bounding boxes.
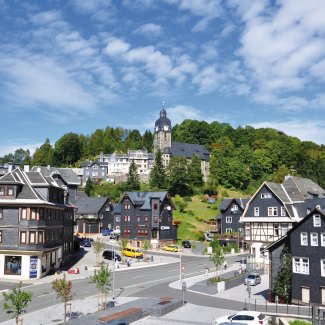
[163,125,169,131]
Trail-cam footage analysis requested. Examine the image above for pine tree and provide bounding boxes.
[85,177,94,196]
[149,149,166,190]
[188,154,204,187]
[126,159,140,191]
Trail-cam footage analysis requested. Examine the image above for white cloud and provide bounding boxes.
[104,37,130,56]
[0,141,41,157]
[193,66,220,94]
[251,120,325,145]
[134,23,163,37]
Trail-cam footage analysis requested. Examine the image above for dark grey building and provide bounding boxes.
[31,166,80,204]
[82,161,108,184]
[75,193,114,236]
[267,208,325,305]
[0,168,74,280]
[218,198,249,234]
[113,191,177,248]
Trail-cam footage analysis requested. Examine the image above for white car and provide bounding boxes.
[215,311,268,325]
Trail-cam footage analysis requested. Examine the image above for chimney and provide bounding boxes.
[24,165,30,172]
[47,165,51,170]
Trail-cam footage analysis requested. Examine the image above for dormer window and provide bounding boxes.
[261,193,272,199]
[313,214,321,227]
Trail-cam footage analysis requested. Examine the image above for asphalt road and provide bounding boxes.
[0,253,248,323]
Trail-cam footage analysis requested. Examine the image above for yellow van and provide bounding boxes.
[121,246,143,258]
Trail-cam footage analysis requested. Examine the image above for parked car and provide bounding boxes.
[121,246,143,259]
[215,311,268,325]
[244,273,261,286]
[182,240,191,248]
[101,229,113,236]
[162,245,179,252]
[102,250,122,261]
[83,239,91,247]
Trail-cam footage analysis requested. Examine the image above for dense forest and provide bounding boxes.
[1,119,324,194]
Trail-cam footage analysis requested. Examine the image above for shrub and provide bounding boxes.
[289,321,311,325]
[187,210,194,216]
[184,196,192,202]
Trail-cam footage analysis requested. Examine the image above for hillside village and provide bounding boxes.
[0,109,325,307]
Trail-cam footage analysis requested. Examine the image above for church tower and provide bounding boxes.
[153,109,172,154]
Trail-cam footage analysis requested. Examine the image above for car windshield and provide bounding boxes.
[258,314,265,320]
[247,274,257,279]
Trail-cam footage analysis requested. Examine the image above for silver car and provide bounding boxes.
[244,273,261,286]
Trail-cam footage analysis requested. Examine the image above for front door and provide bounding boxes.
[302,287,310,303]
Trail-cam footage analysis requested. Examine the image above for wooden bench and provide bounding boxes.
[99,307,142,323]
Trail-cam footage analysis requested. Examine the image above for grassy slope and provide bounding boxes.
[173,187,248,242]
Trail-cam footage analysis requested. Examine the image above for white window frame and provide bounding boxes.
[93,165,98,169]
[261,193,272,199]
[293,257,309,274]
[226,228,232,233]
[311,233,318,246]
[321,233,325,247]
[226,216,232,223]
[321,259,325,277]
[301,232,308,246]
[254,207,259,217]
[281,223,288,236]
[92,172,98,176]
[268,207,278,216]
[232,205,238,211]
[281,207,286,216]
[313,215,321,227]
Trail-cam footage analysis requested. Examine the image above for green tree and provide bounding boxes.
[142,130,154,152]
[53,132,82,166]
[52,274,74,322]
[32,138,54,166]
[167,156,192,196]
[188,154,203,188]
[210,239,225,277]
[274,245,292,302]
[149,149,166,190]
[125,159,140,191]
[142,239,151,261]
[123,129,143,151]
[93,237,106,266]
[90,265,111,310]
[119,238,129,263]
[2,282,33,325]
[85,177,94,196]
[174,194,188,213]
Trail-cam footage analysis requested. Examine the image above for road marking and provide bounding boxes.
[38,293,53,297]
[167,269,175,272]
[133,275,145,278]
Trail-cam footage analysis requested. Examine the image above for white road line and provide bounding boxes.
[38,293,53,298]
[133,275,145,278]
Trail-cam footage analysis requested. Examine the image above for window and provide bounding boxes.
[261,193,272,199]
[313,215,321,227]
[92,172,98,176]
[153,216,158,223]
[0,208,3,219]
[93,165,98,169]
[254,207,259,217]
[321,233,325,246]
[281,224,288,236]
[38,232,44,244]
[311,233,318,246]
[301,232,308,246]
[124,204,131,210]
[281,207,286,216]
[321,260,325,277]
[7,187,14,196]
[20,231,27,244]
[137,216,140,222]
[144,216,148,222]
[29,232,36,244]
[124,215,130,222]
[274,224,279,236]
[123,229,131,235]
[245,224,251,238]
[0,187,4,195]
[4,256,22,275]
[0,230,2,243]
[226,228,232,233]
[21,208,27,220]
[293,257,309,274]
[226,216,232,223]
[268,207,278,216]
[232,205,238,211]
[31,208,37,220]
[153,203,158,210]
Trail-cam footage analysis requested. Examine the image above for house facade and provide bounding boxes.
[82,161,108,184]
[240,176,325,265]
[267,209,325,305]
[218,198,249,234]
[0,168,74,280]
[113,191,177,248]
[74,192,114,236]
[153,109,210,180]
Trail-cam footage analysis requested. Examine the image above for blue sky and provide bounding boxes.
[1,0,325,156]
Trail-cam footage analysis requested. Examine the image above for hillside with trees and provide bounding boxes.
[1,120,324,196]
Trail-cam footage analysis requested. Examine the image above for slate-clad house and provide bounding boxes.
[218,198,249,234]
[74,193,114,235]
[153,109,210,180]
[31,166,80,204]
[113,191,177,248]
[0,168,74,280]
[82,161,108,184]
[240,176,325,264]
[266,208,325,305]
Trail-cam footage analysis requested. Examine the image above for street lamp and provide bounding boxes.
[88,224,91,238]
[179,248,182,286]
[112,241,116,300]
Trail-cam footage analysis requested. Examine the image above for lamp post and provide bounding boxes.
[88,224,91,238]
[112,242,116,300]
[179,248,182,286]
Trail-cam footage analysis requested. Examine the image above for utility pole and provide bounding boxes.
[112,242,116,301]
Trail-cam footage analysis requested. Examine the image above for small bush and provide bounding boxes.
[221,189,229,197]
[289,321,311,325]
[187,210,194,216]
